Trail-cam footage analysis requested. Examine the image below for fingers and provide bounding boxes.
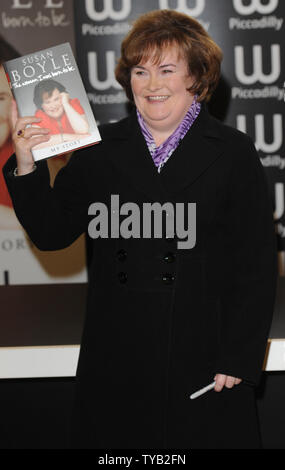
[14,135,51,160]
[13,125,50,149]
[225,376,236,388]
[13,123,50,171]
[21,127,50,139]
[13,116,43,137]
[214,374,226,392]
[10,100,48,140]
[12,112,50,153]
[214,374,242,392]
[9,101,51,173]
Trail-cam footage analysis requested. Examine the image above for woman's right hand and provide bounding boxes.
[10,100,50,176]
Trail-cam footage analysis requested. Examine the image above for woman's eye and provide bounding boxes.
[162,69,173,74]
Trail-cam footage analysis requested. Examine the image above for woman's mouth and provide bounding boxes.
[146,95,170,102]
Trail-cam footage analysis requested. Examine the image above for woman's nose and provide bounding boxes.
[147,73,162,91]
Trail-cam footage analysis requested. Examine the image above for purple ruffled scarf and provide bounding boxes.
[137,95,201,173]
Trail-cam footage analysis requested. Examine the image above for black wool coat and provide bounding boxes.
[3,105,277,449]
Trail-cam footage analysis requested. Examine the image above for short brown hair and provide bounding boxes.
[115,9,223,103]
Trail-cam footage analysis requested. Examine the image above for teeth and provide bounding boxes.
[147,96,169,101]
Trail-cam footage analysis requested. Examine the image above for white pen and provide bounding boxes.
[190,381,216,400]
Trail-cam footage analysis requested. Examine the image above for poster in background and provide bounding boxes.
[0,0,75,54]
[0,0,87,285]
[74,0,285,272]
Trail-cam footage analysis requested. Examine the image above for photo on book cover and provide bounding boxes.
[4,42,101,161]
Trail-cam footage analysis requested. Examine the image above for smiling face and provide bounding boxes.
[130,45,195,138]
[0,65,12,148]
[41,88,64,120]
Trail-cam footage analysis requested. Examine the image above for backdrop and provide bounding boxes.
[0,0,87,286]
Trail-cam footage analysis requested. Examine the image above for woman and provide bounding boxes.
[3,10,277,449]
[31,79,90,150]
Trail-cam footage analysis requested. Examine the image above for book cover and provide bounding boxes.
[3,42,101,161]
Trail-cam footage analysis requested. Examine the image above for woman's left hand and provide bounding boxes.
[214,374,242,392]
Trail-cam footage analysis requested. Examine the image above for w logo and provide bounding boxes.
[158,0,205,17]
[234,45,280,85]
[88,51,122,91]
[85,0,131,21]
[236,114,283,153]
[233,0,279,15]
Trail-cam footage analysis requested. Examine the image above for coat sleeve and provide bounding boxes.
[215,134,278,386]
[2,151,93,251]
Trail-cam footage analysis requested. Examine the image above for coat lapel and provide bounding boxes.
[106,108,170,203]
[160,104,227,195]
[105,104,226,202]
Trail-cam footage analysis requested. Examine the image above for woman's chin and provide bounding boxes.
[143,110,173,125]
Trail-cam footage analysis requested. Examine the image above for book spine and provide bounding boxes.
[3,64,20,122]
[3,63,13,94]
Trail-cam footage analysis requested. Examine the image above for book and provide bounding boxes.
[3,42,101,161]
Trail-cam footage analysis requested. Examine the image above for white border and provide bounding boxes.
[265,339,285,371]
[0,339,284,379]
[0,345,80,379]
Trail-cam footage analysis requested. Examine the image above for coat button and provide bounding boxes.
[163,252,176,263]
[117,249,127,262]
[162,273,175,285]
[118,272,128,284]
